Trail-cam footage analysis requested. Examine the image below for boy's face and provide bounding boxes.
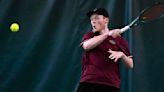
[90,14,109,33]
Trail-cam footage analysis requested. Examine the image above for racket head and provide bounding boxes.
[139,2,164,23]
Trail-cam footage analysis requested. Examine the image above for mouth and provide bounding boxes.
[92,26,98,32]
[93,26,96,29]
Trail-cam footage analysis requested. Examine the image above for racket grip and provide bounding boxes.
[120,26,130,33]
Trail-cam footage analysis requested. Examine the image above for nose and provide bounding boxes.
[91,19,96,24]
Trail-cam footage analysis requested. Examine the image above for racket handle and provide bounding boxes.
[120,26,130,33]
[108,26,130,36]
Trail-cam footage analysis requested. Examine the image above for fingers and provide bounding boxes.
[109,55,119,62]
[114,57,119,62]
[128,56,133,58]
[108,49,119,62]
[109,54,118,62]
[109,54,114,59]
[108,49,114,59]
[108,49,113,53]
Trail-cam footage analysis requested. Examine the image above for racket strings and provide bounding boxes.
[140,4,164,22]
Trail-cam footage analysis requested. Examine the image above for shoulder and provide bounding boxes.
[83,31,95,38]
[84,31,94,36]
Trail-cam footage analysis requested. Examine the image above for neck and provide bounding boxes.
[100,27,109,34]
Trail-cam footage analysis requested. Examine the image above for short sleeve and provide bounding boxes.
[116,37,131,56]
[80,32,95,47]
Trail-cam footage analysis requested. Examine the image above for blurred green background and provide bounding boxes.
[0,0,164,92]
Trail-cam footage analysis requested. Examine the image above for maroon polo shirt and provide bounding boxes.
[80,31,131,89]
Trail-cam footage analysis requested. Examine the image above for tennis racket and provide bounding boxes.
[119,2,164,33]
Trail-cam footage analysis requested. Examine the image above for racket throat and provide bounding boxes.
[129,17,139,28]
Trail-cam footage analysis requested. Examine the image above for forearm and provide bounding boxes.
[121,54,133,69]
[83,33,108,50]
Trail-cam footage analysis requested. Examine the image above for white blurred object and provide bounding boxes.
[108,31,113,36]
[120,26,130,33]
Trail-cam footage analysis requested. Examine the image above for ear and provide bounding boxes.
[105,17,109,23]
[103,17,109,23]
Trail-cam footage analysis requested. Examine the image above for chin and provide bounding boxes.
[92,29,97,33]
[93,29,100,33]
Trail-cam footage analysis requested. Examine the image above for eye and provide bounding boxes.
[95,16,99,19]
[90,18,94,21]
[90,17,95,21]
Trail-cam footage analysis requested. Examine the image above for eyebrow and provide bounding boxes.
[90,15,98,19]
